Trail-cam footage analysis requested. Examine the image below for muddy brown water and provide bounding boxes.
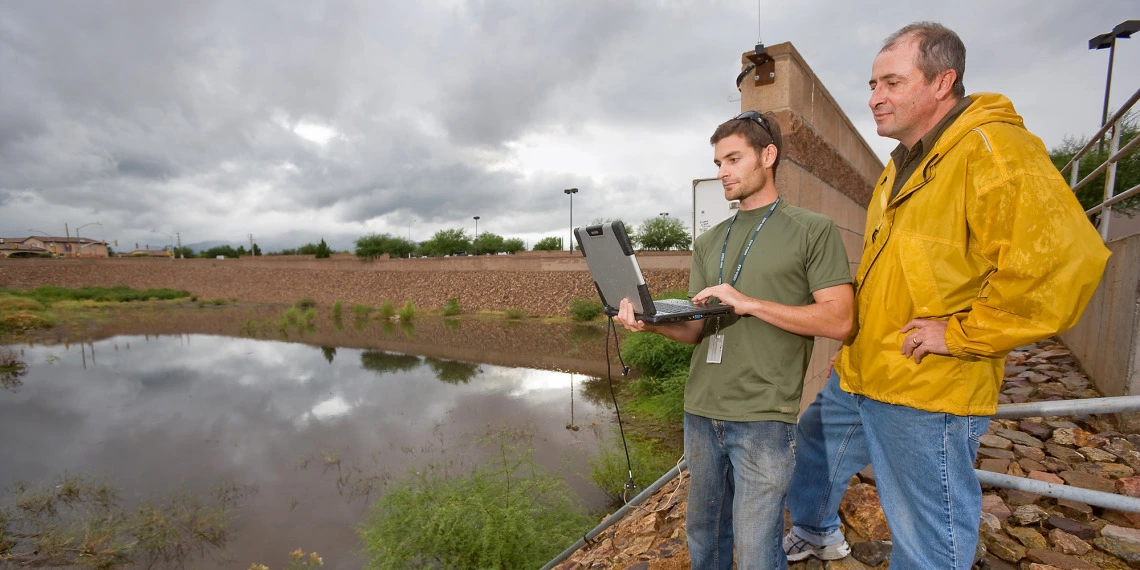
[1,311,630,569]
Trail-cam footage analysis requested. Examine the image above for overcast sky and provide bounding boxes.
[1,1,1136,252]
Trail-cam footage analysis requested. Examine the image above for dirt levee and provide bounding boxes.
[0,254,692,317]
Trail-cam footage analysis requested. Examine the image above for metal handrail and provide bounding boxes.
[1059,86,1140,240]
[979,395,1140,513]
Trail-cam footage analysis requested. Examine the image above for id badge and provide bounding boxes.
[706,334,725,364]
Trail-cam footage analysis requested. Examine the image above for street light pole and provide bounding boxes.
[74,221,102,258]
[473,216,480,241]
[563,187,578,252]
[1090,20,1140,149]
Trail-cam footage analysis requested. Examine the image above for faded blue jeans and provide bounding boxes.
[684,412,795,570]
[786,372,988,569]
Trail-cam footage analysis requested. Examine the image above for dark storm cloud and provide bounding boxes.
[0,0,1136,247]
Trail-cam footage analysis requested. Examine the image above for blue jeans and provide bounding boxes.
[786,372,988,569]
[684,412,795,570]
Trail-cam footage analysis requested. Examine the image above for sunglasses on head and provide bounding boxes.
[734,110,774,142]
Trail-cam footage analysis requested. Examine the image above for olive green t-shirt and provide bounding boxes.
[686,200,852,423]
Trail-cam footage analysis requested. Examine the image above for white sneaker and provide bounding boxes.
[783,531,851,561]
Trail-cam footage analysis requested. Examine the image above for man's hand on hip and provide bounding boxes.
[901,319,950,364]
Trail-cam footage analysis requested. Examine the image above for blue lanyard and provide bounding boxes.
[718,198,780,286]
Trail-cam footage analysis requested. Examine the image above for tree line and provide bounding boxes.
[157,217,695,259]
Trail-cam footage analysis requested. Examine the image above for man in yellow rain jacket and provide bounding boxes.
[783,22,1110,569]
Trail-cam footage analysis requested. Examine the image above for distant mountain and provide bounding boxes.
[181,233,357,255]
[182,240,233,252]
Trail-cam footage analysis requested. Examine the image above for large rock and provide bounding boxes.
[1102,525,1140,546]
[1007,526,1049,549]
[850,540,891,567]
[1059,470,1117,494]
[982,494,1012,520]
[1046,444,1085,464]
[1046,516,1097,540]
[997,429,1045,449]
[1024,548,1100,569]
[981,531,1026,563]
[1049,528,1092,555]
[1093,537,1140,567]
[838,483,891,541]
[1117,476,1140,498]
[980,434,1014,450]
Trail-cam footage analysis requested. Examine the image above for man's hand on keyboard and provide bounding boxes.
[692,284,752,316]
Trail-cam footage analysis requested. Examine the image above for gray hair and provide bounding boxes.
[882,22,966,98]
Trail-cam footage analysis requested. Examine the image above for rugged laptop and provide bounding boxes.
[574,221,732,324]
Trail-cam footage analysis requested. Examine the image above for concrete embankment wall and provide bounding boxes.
[0,252,691,318]
[1060,232,1140,397]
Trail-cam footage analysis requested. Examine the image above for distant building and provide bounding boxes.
[126,249,173,258]
[0,236,109,258]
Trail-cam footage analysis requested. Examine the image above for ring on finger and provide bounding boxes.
[912,337,921,346]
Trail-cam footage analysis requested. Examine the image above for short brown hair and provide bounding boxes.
[882,22,966,98]
[710,110,782,178]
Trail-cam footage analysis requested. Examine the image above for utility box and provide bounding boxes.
[692,178,738,243]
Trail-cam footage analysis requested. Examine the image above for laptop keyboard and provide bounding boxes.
[652,299,694,314]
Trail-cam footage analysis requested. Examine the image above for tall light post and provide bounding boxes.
[473,216,480,240]
[563,187,578,252]
[659,212,669,217]
[1090,20,1140,146]
[74,222,101,258]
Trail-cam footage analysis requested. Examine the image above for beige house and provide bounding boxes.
[0,236,109,258]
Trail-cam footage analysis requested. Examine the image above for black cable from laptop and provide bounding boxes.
[604,315,637,502]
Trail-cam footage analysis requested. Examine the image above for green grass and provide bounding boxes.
[568,298,603,322]
[357,428,591,570]
[589,430,682,503]
[295,297,317,310]
[332,299,343,320]
[352,303,373,318]
[504,309,526,319]
[0,285,190,305]
[620,331,694,378]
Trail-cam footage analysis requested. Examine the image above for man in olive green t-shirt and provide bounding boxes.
[614,111,853,570]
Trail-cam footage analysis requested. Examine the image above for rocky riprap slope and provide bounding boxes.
[554,339,1140,569]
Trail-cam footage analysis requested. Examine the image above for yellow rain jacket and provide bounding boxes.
[836,93,1110,416]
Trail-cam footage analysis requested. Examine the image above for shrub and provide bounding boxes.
[352,304,373,318]
[11,286,190,304]
[378,301,395,319]
[589,431,681,503]
[397,301,415,322]
[568,298,603,322]
[441,297,461,316]
[504,309,526,319]
[0,295,45,312]
[295,297,317,310]
[332,299,343,320]
[358,430,590,569]
[621,331,694,378]
[0,311,54,333]
[628,369,688,423]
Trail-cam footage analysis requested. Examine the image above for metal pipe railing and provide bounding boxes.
[540,460,688,570]
[993,395,1140,419]
[1060,87,1140,176]
[1058,85,1139,239]
[977,470,1140,512]
[980,395,1140,512]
